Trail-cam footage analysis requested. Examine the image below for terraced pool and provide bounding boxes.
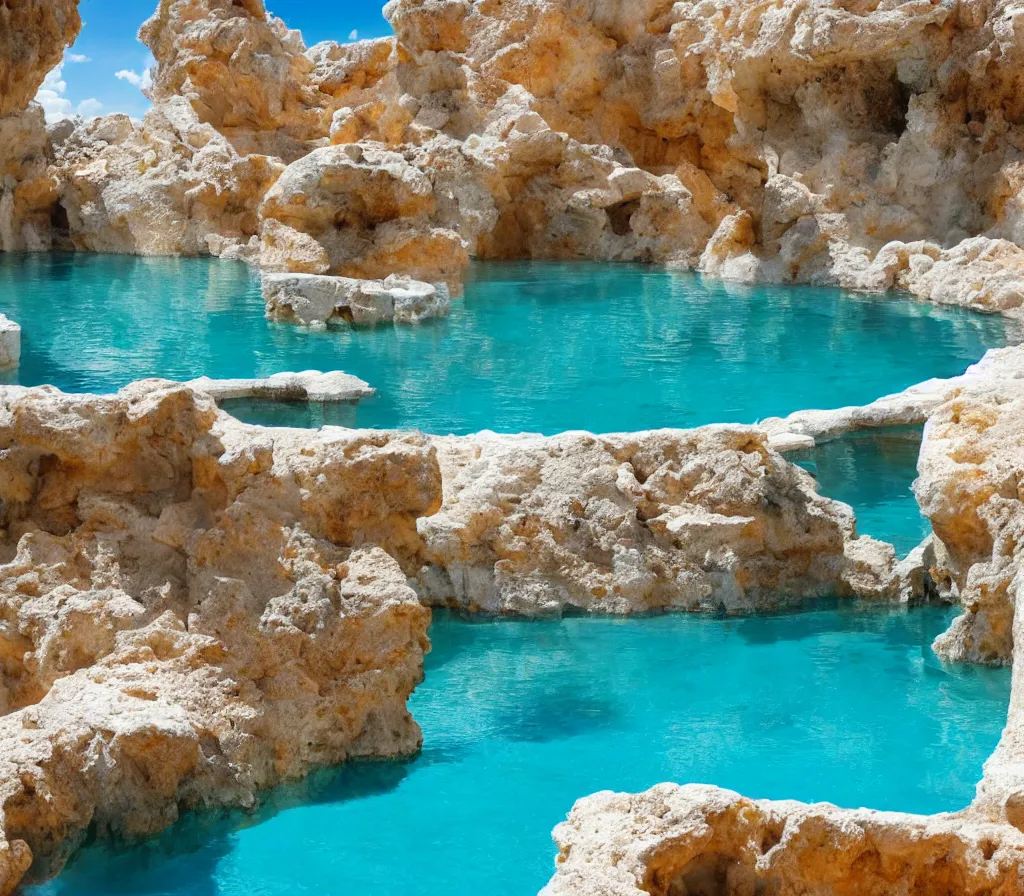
[4,253,1012,896]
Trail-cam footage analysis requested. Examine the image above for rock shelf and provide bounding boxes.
[185,369,375,402]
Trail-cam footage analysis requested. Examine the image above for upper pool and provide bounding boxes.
[0,254,1015,434]
[29,605,1010,896]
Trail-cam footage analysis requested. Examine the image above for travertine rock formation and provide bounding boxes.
[10,0,1024,310]
[544,784,1024,896]
[262,271,450,326]
[0,107,57,253]
[540,342,1024,896]
[53,99,282,258]
[0,0,80,253]
[139,0,331,162]
[915,365,1024,666]
[0,381,441,894]
[416,428,894,615]
[14,0,1024,314]
[258,143,468,285]
[0,0,81,119]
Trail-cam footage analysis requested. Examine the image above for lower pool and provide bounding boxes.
[31,604,1010,896]
[0,254,1015,435]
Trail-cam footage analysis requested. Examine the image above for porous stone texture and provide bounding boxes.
[52,99,283,258]
[541,344,1024,895]
[915,367,1024,667]
[0,0,80,254]
[262,271,450,327]
[0,381,442,895]
[138,0,331,162]
[0,0,81,119]
[28,0,1024,312]
[544,784,1024,896]
[416,428,897,615]
[258,143,469,285]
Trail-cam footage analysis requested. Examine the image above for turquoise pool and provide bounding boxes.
[30,605,1009,896]
[795,427,929,556]
[0,253,1014,435]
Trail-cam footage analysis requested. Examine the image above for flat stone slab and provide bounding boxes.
[186,370,375,403]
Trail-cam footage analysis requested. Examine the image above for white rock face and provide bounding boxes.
[0,381,442,894]
[544,784,1024,896]
[185,369,375,401]
[261,271,449,327]
[0,316,20,371]
[416,427,897,615]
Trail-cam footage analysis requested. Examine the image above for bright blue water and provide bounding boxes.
[795,427,929,556]
[32,605,1010,896]
[0,253,1015,435]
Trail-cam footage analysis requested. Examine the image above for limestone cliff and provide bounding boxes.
[0,0,80,253]
[0,382,440,895]
[24,0,1024,318]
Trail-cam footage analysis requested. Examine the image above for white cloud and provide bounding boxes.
[115,69,143,87]
[34,62,104,122]
[115,67,153,91]
[348,29,359,40]
[66,53,92,64]
[76,98,104,118]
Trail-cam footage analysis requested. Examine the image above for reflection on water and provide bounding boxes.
[794,427,929,556]
[0,254,1015,435]
[32,606,1010,896]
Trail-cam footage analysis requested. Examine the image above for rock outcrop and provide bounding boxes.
[545,784,1024,896]
[0,0,80,253]
[540,336,1024,896]
[53,99,282,258]
[0,0,81,119]
[0,381,441,894]
[416,427,894,615]
[915,361,1024,666]
[22,0,1024,315]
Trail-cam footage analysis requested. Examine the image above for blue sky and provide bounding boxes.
[39,0,392,121]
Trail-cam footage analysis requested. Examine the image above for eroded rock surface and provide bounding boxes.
[0,0,80,253]
[417,428,894,615]
[53,99,282,258]
[545,784,1024,896]
[20,0,1024,312]
[915,365,1024,666]
[0,382,441,894]
[0,0,81,119]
